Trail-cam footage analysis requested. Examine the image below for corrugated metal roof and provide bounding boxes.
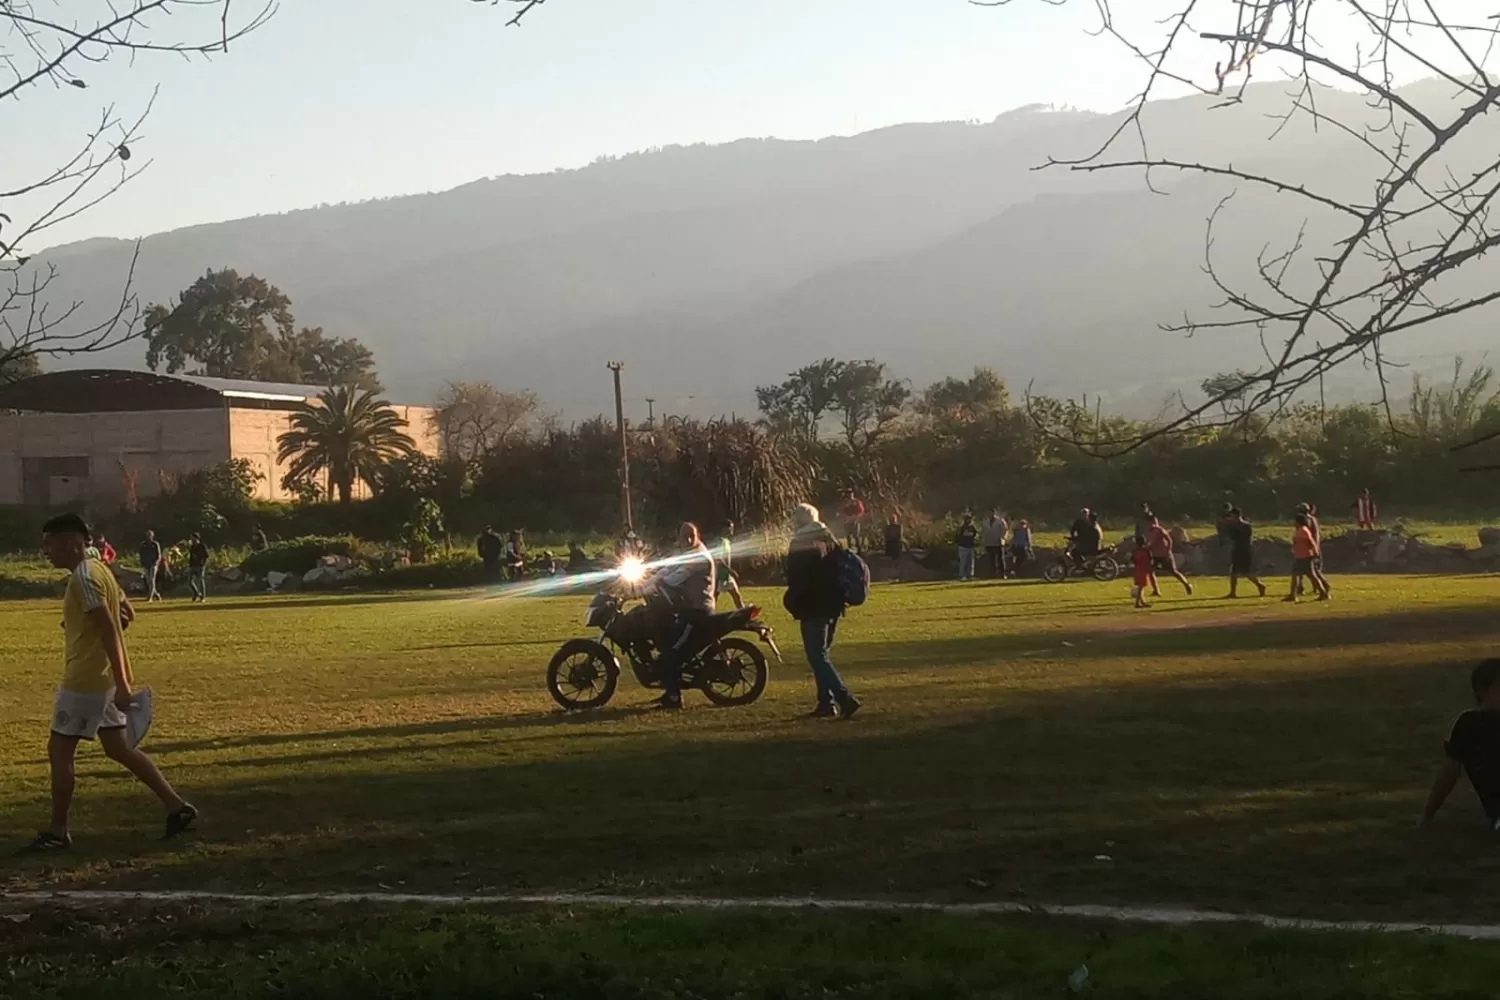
[172,373,326,401]
[0,369,323,413]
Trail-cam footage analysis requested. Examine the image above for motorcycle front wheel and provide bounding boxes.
[1092,555,1122,582]
[699,637,769,707]
[546,638,620,711]
[1042,560,1069,584]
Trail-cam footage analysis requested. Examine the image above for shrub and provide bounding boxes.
[367,552,485,590]
[240,535,368,577]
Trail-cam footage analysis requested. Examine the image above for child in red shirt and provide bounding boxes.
[1130,536,1152,608]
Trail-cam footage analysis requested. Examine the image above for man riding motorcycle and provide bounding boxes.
[641,521,717,710]
[1066,508,1104,566]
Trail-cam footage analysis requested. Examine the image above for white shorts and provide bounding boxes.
[52,688,127,740]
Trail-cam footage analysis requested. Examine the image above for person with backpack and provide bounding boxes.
[784,503,861,719]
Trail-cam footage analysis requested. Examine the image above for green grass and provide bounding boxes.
[4,573,1500,924]
[7,572,1500,994]
[10,903,1500,999]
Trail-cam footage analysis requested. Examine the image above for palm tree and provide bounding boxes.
[277,385,415,503]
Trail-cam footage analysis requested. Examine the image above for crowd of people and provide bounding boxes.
[838,484,1373,609]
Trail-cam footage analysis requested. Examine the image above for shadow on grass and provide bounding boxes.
[151,704,660,753]
[839,603,1500,672]
[140,592,476,614]
[34,604,1500,924]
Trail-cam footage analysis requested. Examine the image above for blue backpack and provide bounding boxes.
[834,547,870,608]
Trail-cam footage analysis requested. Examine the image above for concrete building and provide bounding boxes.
[0,370,438,506]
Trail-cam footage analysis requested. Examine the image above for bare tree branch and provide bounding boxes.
[990,1,1500,455]
[1,2,273,377]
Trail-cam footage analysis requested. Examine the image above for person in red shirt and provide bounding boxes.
[1285,513,1330,602]
[1145,516,1194,597]
[838,489,867,553]
[1130,535,1153,608]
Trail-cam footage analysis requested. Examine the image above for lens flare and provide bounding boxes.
[617,556,646,583]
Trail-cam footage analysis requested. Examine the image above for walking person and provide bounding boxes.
[955,513,980,581]
[883,512,905,582]
[1009,518,1033,576]
[187,533,210,603]
[838,489,867,553]
[982,509,1009,579]
[1353,488,1379,530]
[711,519,745,610]
[138,530,163,602]
[1296,502,1333,596]
[1130,535,1153,609]
[1135,502,1155,542]
[22,513,197,851]
[477,526,503,583]
[1145,515,1194,596]
[1222,508,1267,598]
[1285,512,1330,602]
[784,503,860,719]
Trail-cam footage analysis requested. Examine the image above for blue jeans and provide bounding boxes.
[799,617,848,709]
[957,547,975,580]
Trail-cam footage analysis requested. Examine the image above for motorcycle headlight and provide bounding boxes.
[617,556,646,584]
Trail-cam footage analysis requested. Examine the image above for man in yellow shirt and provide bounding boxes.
[22,513,197,851]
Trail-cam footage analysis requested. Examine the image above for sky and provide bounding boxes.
[13,0,1166,250]
[12,0,1478,252]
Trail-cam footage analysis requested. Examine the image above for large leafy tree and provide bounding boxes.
[145,269,380,388]
[276,386,415,504]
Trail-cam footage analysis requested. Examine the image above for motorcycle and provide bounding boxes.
[1043,548,1122,583]
[546,585,781,711]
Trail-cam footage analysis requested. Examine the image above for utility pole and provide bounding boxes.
[607,361,633,532]
[645,398,656,430]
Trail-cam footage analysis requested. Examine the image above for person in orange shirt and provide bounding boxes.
[1285,513,1330,603]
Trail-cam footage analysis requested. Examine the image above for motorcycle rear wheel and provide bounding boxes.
[546,638,620,711]
[1091,555,1122,582]
[1042,560,1069,584]
[699,637,768,707]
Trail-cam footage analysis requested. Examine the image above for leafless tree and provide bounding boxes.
[977,1,1500,454]
[433,380,541,465]
[1,1,274,380]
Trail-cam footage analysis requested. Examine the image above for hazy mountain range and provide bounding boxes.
[27,78,1500,419]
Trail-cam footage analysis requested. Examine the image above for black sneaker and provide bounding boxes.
[810,704,838,718]
[163,803,199,840]
[20,830,71,853]
[656,694,683,711]
[837,694,862,720]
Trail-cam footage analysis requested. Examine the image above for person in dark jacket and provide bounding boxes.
[477,526,503,582]
[187,533,210,603]
[784,503,860,719]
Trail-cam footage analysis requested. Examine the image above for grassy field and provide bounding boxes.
[3,572,1500,921]
[6,572,1500,996]
[12,901,1500,999]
